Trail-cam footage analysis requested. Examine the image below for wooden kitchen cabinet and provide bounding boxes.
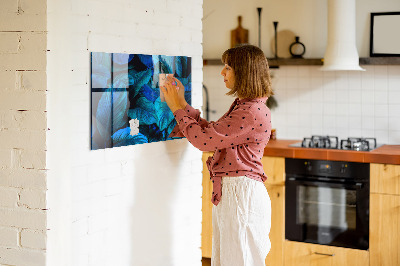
[370,193,400,266]
[284,241,369,266]
[264,184,285,266]
[370,163,400,195]
[202,152,213,258]
[370,163,400,266]
[262,156,285,266]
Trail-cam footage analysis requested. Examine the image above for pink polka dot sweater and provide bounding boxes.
[170,97,272,206]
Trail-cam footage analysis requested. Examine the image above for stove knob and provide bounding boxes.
[340,164,347,174]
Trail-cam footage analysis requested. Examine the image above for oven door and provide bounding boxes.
[285,177,369,250]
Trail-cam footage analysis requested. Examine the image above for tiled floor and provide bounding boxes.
[202,257,211,266]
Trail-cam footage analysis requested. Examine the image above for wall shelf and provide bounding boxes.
[203,57,400,67]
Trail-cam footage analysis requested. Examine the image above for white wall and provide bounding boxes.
[203,0,400,58]
[203,0,400,145]
[47,0,203,266]
[0,0,48,265]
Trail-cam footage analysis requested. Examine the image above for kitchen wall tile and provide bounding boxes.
[298,67,311,78]
[388,131,400,143]
[374,130,389,144]
[336,115,349,129]
[298,77,311,89]
[310,77,324,90]
[348,71,362,90]
[375,104,389,117]
[374,65,388,77]
[375,117,389,130]
[323,115,336,129]
[388,76,400,91]
[336,128,349,140]
[348,90,362,103]
[311,114,324,128]
[349,128,363,137]
[322,70,335,78]
[335,72,349,90]
[311,101,324,114]
[204,65,399,144]
[387,65,400,76]
[362,128,375,138]
[374,78,388,91]
[349,116,362,129]
[348,103,362,116]
[361,90,374,103]
[323,86,336,103]
[361,103,374,116]
[285,66,298,77]
[323,103,336,115]
[388,91,400,104]
[336,103,349,116]
[286,77,299,89]
[310,66,323,77]
[374,90,388,104]
[362,116,375,130]
[361,74,374,91]
[388,117,400,131]
[311,86,323,101]
[336,90,349,103]
[388,104,400,117]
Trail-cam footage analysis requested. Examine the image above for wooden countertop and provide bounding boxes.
[263,139,400,165]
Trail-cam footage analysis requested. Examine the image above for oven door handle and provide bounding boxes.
[287,177,364,189]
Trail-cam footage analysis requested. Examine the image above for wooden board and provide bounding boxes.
[201,152,213,258]
[370,193,400,266]
[370,163,400,195]
[284,241,369,266]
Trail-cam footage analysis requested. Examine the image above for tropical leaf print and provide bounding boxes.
[129,68,152,98]
[96,89,112,140]
[112,127,148,147]
[155,97,174,131]
[128,97,157,125]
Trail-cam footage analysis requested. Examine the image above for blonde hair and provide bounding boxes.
[221,44,273,99]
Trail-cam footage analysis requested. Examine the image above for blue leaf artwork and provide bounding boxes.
[91,52,191,150]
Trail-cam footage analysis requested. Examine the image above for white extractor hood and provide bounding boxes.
[320,0,365,71]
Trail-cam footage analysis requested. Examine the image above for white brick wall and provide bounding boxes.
[47,1,203,266]
[0,0,48,265]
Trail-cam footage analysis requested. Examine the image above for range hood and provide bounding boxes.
[320,0,365,71]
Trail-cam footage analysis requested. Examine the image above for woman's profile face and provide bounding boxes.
[220,64,235,89]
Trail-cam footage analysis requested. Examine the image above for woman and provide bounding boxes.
[161,44,273,266]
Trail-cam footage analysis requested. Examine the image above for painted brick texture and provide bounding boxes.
[0,0,48,265]
[46,0,203,266]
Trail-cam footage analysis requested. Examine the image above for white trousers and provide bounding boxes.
[212,176,271,266]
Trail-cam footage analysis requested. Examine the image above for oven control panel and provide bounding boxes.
[286,158,369,180]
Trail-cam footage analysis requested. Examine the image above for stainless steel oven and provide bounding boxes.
[285,158,369,250]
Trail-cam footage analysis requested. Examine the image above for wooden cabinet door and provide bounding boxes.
[201,152,213,258]
[370,163,400,195]
[370,193,400,266]
[284,241,369,266]
[262,156,285,186]
[264,184,284,266]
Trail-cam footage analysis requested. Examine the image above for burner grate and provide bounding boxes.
[340,137,377,151]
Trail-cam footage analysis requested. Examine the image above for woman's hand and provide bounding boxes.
[160,77,186,113]
[169,76,187,107]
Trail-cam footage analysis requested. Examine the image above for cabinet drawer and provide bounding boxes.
[284,241,369,266]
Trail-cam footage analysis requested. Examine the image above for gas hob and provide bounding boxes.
[289,135,383,151]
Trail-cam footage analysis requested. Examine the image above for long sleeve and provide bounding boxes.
[173,105,257,152]
[168,104,211,138]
